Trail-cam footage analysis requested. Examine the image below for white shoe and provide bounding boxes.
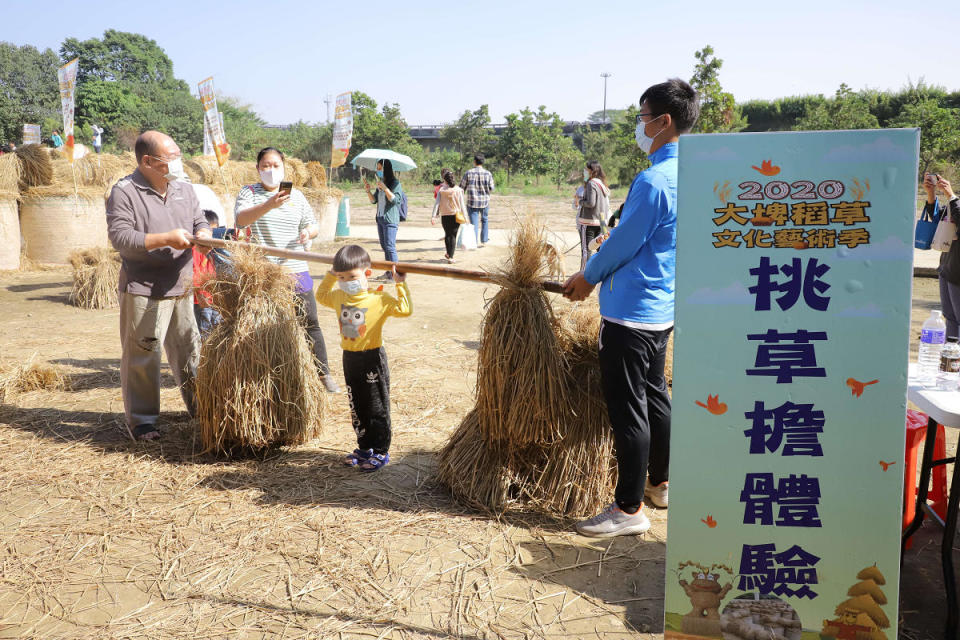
[644,481,668,508]
[575,503,650,538]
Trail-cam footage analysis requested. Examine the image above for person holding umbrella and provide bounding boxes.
[363,158,406,281]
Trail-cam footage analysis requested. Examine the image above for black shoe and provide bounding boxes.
[321,376,341,393]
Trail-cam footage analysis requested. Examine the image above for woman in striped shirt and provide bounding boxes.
[234,147,339,393]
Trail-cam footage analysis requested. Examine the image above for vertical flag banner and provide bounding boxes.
[197,77,229,166]
[664,129,919,640]
[331,92,353,168]
[57,58,79,162]
[22,124,41,146]
[203,111,224,157]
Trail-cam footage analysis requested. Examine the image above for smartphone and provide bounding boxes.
[278,181,293,196]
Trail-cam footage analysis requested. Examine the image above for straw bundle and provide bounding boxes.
[195,244,326,454]
[284,158,309,187]
[68,247,121,309]
[14,145,53,189]
[184,157,259,188]
[0,357,66,403]
[0,152,21,193]
[437,217,617,518]
[305,161,328,188]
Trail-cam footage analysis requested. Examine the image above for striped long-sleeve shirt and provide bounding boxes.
[235,183,317,273]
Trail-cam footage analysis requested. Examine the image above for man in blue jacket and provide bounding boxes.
[564,78,699,537]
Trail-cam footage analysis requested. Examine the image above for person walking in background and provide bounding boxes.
[363,159,405,280]
[564,78,699,537]
[577,161,610,270]
[51,130,63,149]
[923,173,960,337]
[92,124,104,153]
[106,130,213,441]
[234,146,339,393]
[460,153,495,247]
[431,168,467,263]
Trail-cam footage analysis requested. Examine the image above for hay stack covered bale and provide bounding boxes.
[437,217,617,517]
[0,153,21,270]
[196,244,326,454]
[303,186,344,243]
[68,247,121,309]
[184,157,259,188]
[19,192,108,264]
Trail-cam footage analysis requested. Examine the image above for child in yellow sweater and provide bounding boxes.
[316,245,412,471]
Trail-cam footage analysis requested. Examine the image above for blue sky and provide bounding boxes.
[5,0,954,126]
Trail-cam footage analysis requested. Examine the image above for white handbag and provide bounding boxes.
[458,222,478,250]
[931,205,957,252]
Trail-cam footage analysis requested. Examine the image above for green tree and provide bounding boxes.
[690,45,747,133]
[889,96,960,174]
[278,121,333,164]
[497,107,539,181]
[0,42,60,143]
[586,108,626,125]
[60,30,180,86]
[795,84,879,131]
[441,104,496,172]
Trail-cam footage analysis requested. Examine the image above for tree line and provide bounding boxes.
[1,33,957,187]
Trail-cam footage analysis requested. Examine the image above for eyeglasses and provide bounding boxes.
[635,113,660,124]
[148,154,181,164]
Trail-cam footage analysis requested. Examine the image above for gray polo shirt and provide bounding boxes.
[106,170,209,298]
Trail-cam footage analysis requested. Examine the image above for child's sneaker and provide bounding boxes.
[359,452,389,472]
[644,481,669,508]
[575,503,650,538]
[344,448,373,467]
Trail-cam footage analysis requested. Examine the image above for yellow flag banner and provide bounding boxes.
[197,77,230,167]
[22,124,40,146]
[57,58,78,163]
[331,92,353,168]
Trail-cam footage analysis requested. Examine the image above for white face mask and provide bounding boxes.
[259,167,284,189]
[338,279,365,295]
[635,114,665,154]
[155,156,186,182]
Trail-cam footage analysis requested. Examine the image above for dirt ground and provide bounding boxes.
[0,200,955,639]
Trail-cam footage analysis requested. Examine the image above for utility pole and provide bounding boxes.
[600,72,612,124]
[324,94,333,123]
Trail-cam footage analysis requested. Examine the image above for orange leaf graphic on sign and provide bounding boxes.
[751,159,780,176]
[846,378,878,398]
[695,394,727,415]
[879,461,896,471]
[702,515,717,528]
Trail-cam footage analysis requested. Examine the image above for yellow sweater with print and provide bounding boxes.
[315,273,413,351]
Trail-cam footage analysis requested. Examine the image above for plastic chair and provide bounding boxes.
[903,409,948,548]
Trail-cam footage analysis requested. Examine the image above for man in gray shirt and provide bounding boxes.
[106,130,212,440]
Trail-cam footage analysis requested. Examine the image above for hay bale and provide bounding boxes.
[0,153,21,193]
[0,357,66,403]
[68,247,121,309]
[196,244,326,454]
[20,192,108,264]
[71,153,137,188]
[14,145,53,189]
[303,187,343,243]
[185,157,259,189]
[0,195,20,270]
[284,158,309,187]
[437,217,617,518]
[305,161,328,188]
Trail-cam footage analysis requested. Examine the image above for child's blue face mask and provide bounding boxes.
[376,170,384,179]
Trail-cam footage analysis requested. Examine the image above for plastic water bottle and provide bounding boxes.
[939,337,960,390]
[919,310,947,385]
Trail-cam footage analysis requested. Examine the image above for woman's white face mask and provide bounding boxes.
[259,166,284,189]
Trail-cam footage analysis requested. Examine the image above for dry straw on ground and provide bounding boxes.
[0,357,66,403]
[68,247,121,309]
[195,244,326,454]
[437,216,617,518]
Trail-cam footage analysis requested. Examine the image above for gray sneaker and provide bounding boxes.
[575,503,650,538]
[644,481,668,508]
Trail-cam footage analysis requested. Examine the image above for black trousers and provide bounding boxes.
[343,347,391,454]
[579,223,601,269]
[598,320,672,511]
[441,215,460,258]
[295,290,330,376]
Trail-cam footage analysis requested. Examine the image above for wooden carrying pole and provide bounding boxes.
[187,234,566,294]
